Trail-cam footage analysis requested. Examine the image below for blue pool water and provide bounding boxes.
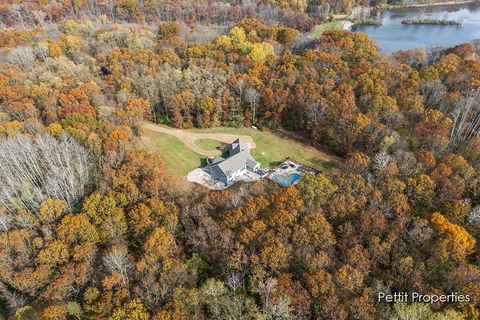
[271,173,301,186]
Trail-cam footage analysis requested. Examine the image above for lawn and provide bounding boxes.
[143,125,335,178]
[143,128,205,177]
[194,139,221,151]
[195,127,333,169]
[311,21,344,36]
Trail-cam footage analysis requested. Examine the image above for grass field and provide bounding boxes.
[143,125,335,177]
[194,139,221,151]
[143,129,205,177]
[311,21,345,36]
[195,127,333,169]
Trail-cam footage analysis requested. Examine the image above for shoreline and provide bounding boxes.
[343,21,354,30]
[388,0,478,9]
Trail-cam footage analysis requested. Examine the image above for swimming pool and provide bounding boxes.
[271,173,301,186]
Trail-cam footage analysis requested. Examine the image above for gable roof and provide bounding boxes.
[214,149,257,176]
[229,138,248,156]
[211,156,225,164]
[209,138,259,180]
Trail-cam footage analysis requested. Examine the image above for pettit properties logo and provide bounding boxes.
[378,292,471,304]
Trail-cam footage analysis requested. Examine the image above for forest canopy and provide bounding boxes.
[0,1,480,320]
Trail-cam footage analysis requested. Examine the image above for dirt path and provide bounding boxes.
[142,122,256,157]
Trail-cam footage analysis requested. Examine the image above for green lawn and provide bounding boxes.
[143,126,334,177]
[195,127,332,169]
[143,128,205,177]
[194,139,221,151]
[311,21,344,36]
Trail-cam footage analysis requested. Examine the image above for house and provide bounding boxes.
[206,138,260,185]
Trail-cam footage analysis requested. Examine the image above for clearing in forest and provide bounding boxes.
[142,122,337,177]
[310,21,345,36]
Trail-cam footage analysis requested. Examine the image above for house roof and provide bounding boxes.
[229,138,248,156]
[211,156,225,164]
[215,149,257,176]
[209,138,259,179]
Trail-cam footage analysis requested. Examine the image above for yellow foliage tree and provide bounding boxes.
[248,42,275,64]
[39,198,68,224]
[430,212,476,261]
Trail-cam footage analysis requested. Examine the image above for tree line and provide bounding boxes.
[0,10,479,320]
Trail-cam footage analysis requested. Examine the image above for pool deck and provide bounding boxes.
[189,157,319,190]
[187,167,265,190]
[268,159,318,186]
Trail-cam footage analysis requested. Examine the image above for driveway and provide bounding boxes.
[142,122,256,157]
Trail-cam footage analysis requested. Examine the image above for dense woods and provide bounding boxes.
[0,1,480,319]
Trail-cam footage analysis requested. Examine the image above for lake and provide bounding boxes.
[352,2,480,52]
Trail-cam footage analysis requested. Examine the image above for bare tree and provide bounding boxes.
[255,277,293,320]
[31,10,46,27]
[103,246,133,286]
[236,78,246,104]
[7,47,35,70]
[104,0,116,21]
[373,151,391,171]
[467,206,480,225]
[10,4,25,29]
[0,285,27,311]
[450,89,480,145]
[34,42,49,61]
[0,209,14,232]
[0,134,90,214]
[420,80,447,111]
[305,101,328,125]
[266,296,293,320]
[245,87,260,124]
[226,272,242,293]
[88,0,99,16]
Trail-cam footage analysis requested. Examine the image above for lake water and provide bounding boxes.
[352,2,480,52]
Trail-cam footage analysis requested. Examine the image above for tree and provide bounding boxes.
[37,241,69,266]
[7,47,35,70]
[276,27,299,46]
[450,89,480,146]
[42,304,68,320]
[335,264,364,295]
[110,299,150,320]
[82,193,127,243]
[39,198,68,224]
[390,302,464,320]
[297,173,337,207]
[56,213,99,245]
[300,213,336,251]
[157,22,180,40]
[140,227,177,268]
[407,174,436,208]
[0,134,90,214]
[196,96,218,128]
[115,98,152,130]
[430,212,476,261]
[103,246,133,287]
[245,87,260,125]
[248,43,275,64]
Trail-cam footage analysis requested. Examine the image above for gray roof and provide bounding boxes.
[209,138,259,179]
[211,156,225,164]
[215,149,257,176]
[229,138,248,156]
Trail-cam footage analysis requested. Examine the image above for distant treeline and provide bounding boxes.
[402,18,462,25]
